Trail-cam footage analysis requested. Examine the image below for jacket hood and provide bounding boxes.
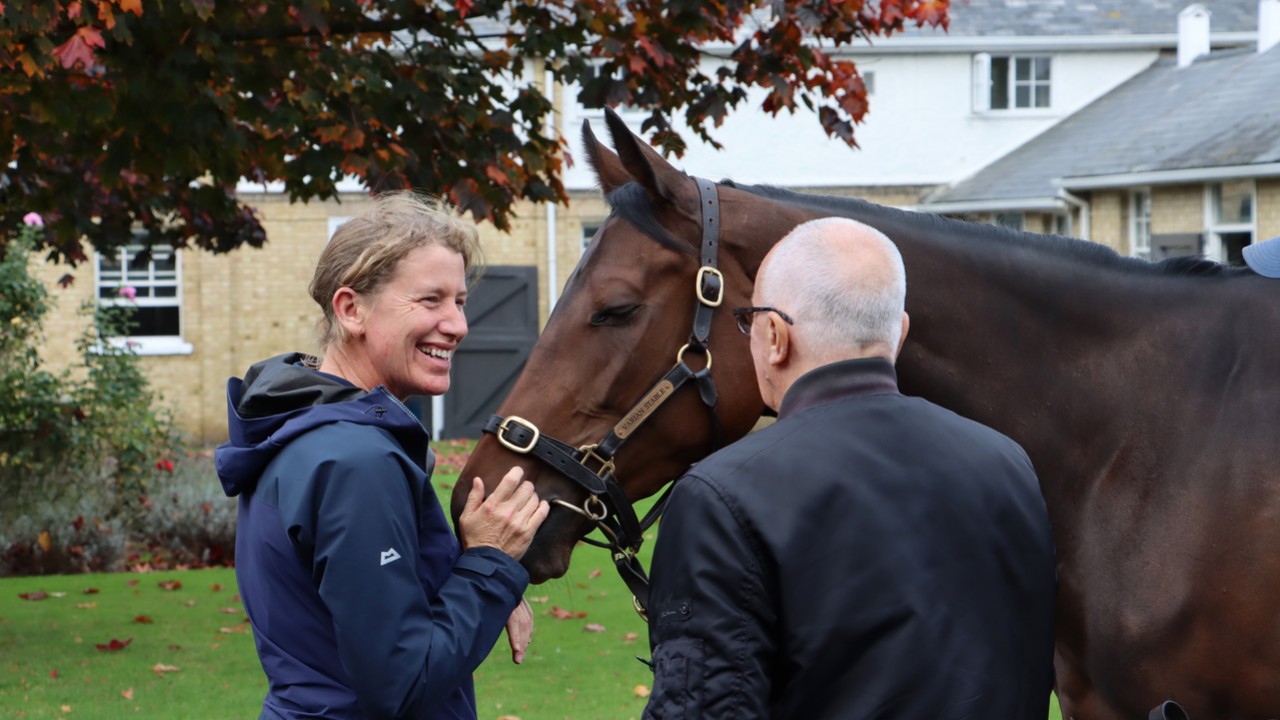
[215,353,430,497]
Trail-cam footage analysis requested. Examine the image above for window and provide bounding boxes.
[96,243,192,354]
[582,223,602,251]
[1130,190,1152,260]
[974,54,1051,111]
[1205,180,1254,265]
[995,212,1025,231]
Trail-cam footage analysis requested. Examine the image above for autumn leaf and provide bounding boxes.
[527,596,549,604]
[61,705,71,713]
[51,26,105,71]
[183,600,196,607]
[548,606,589,620]
[49,668,59,679]
[634,684,651,698]
[37,530,52,552]
[75,602,97,610]
[167,644,182,650]
[121,687,134,700]
[157,580,182,591]
[126,580,138,587]
[210,584,222,592]
[18,591,48,601]
[116,0,144,15]
[623,632,639,643]
[219,623,248,634]
[95,638,132,652]
[133,615,153,624]
[83,588,99,595]
[150,663,180,677]
[50,592,66,598]
[587,569,602,579]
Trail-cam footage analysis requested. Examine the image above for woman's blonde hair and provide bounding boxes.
[309,191,484,352]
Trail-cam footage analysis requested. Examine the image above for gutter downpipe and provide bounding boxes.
[545,65,559,315]
[1057,189,1090,240]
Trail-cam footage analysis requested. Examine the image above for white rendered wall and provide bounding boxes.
[562,49,1158,191]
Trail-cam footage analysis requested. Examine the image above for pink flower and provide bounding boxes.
[22,212,43,227]
[117,286,137,300]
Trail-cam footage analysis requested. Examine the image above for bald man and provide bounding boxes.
[642,218,1057,720]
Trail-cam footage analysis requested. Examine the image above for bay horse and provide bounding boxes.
[454,109,1280,719]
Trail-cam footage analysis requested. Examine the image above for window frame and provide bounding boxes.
[94,241,193,356]
[973,53,1053,113]
[1130,189,1152,260]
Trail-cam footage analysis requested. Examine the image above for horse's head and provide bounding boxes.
[453,110,785,582]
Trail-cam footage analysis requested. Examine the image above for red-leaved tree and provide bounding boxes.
[0,0,948,261]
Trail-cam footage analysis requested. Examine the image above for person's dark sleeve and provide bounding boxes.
[642,474,776,719]
[280,441,527,719]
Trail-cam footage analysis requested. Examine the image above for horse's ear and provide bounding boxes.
[582,118,633,195]
[603,107,690,205]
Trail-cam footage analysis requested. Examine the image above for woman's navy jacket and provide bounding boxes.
[216,353,527,720]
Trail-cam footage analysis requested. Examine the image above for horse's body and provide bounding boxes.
[456,111,1280,719]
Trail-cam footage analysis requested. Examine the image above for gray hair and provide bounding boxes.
[758,217,906,358]
[309,191,484,351]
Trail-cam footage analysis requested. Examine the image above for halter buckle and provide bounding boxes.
[496,415,540,454]
[695,266,724,307]
[578,443,617,478]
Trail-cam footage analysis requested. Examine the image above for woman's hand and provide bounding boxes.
[505,596,534,664]
[458,466,549,561]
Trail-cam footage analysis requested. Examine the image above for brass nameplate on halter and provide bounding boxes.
[613,379,675,439]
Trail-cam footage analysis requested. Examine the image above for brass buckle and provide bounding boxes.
[695,266,724,307]
[578,443,617,478]
[675,343,712,370]
[496,416,539,454]
[632,595,648,622]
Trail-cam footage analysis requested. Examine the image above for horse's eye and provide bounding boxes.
[589,304,641,326]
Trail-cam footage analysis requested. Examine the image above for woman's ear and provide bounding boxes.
[332,287,366,339]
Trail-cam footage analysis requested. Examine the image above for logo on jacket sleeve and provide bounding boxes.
[379,548,402,566]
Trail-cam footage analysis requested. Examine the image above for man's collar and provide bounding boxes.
[777,357,900,420]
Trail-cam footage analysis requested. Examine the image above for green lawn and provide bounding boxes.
[0,461,1061,720]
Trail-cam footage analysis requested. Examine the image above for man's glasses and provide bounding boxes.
[732,306,795,335]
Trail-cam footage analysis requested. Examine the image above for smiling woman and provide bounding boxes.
[214,191,549,720]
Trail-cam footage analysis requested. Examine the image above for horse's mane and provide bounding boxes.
[725,181,1255,279]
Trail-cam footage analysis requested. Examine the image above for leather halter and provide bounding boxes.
[482,178,725,620]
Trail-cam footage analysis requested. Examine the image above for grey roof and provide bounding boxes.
[924,44,1280,207]
[903,0,1259,37]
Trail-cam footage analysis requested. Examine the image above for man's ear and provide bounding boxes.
[767,312,791,368]
[332,287,366,339]
[893,312,910,360]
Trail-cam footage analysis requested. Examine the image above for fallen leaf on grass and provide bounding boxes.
[588,568,602,579]
[623,632,639,643]
[126,579,138,587]
[150,663,180,677]
[83,588,99,595]
[496,716,521,720]
[74,602,96,610]
[95,638,132,652]
[49,591,66,598]
[133,615,153,624]
[231,594,240,602]
[61,704,71,713]
[210,584,222,592]
[584,623,606,633]
[547,606,588,620]
[527,596,549,604]
[634,684,651,698]
[121,687,133,700]
[49,669,58,679]
[18,591,48,601]
[219,623,248,634]
[183,601,196,607]
[167,644,182,650]
[218,607,241,614]
[157,580,182,591]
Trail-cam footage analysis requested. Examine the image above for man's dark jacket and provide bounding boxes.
[643,358,1057,719]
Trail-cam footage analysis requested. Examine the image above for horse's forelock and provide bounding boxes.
[603,183,698,257]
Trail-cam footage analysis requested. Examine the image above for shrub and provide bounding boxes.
[0,501,129,576]
[132,451,237,569]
